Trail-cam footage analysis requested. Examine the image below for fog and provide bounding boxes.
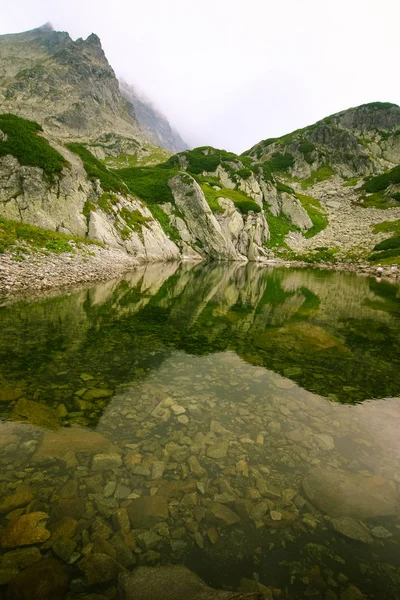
[1,0,399,152]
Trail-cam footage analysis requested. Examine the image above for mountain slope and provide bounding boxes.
[120,81,188,153]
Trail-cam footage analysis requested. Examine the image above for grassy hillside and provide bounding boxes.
[0,114,67,180]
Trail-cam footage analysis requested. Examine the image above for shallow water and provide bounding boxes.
[1,262,400,599]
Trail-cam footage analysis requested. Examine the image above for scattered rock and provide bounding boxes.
[79,553,124,585]
[127,495,169,528]
[92,453,122,471]
[330,516,373,544]
[1,512,50,548]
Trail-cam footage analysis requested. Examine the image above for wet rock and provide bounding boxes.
[0,387,23,402]
[206,441,229,459]
[53,498,87,520]
[84,388,113,400]
[79,553,124,585]
[151,461,165,479]
[127,495,169,528]
[11,398,60,429]
[6,558,68,600]
[137,531,162,551]
[118,565,263,599]
[0,569,18,584]
[371,525,392,539]
[0,486,33,514]
[330,517,373,544]
[112,508,131,534]
[1,512,50,548]
[1,547,41,569]
[256,479,281,500]
[207,502,241,526]
[52,536,77,561]
[34,428,115,464]
[188,455,205,476]
[303,468,399,518]
[340,585,366,600]
[92,453,122,471]
[315,434,335,451]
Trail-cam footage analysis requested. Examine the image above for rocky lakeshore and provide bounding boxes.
[0,246,142,302]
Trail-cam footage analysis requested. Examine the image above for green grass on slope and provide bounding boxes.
[301,165,335,190]
[0,217,101,255]
[201,184,261,215]
[264,208,298,249]
[369,220,400,263]
[372,220,400,234]
[115,167,178,204]
[364,165,400,193]
[66,143,128,194]
[296,193,328,238]
[0,114,67,180]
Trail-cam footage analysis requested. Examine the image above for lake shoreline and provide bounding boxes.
[0,249,399,304]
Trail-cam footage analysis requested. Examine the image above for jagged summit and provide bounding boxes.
[0,25,187,151]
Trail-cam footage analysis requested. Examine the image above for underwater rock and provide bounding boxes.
[11,398,60,429]
[127,495,169,528]
[6,558,68,600]
[0,486,33,515]
[118,565,264,599]
[330,516,373,544]
[34,428,116,463]
[303,467,399,518]
[1,512,50,548]
[79,552,124,585]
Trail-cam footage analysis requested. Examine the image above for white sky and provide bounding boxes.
[1,0,399,153]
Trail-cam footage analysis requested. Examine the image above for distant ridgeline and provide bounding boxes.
[0,24,400,264]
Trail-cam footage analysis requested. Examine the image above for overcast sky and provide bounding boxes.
[1,0,399,153]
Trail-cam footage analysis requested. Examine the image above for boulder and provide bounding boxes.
[6,558,68,600]
[118,565,264,599]
[303,467,399,518]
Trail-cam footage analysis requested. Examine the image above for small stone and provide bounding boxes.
[315,434,335,451]
[137,531,162,551]
[371,526,392,539]
[270,511,282,521]
[171,405,186,415]
[188,455,205,476]
[84,388,113,400]
[196,482,205,495]
[52,536,77,562]
[151,461,165,479]
[207,527,219,544]
[114,483,131,500]
[132,465,151,477]
[112,508,131,534]
[206,441,229,459]
[177,415,189,425]
[104,481,117,498]
[207,502,240,526]
[92,453,122,471]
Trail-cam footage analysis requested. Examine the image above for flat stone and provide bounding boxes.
[104,481,117,498]
[171,405,186,415]
[128,495,169,529]
[92,453,122,471]
[0,486,33,515]
[11,398,60,429]
[1,547,41,569]
[315,434,335,451]
[303,467,399,518]
[84,388,113,400]
[371,525,392,539]
[119,565,263,599]
[52,536,77,562]
[206,441,229,459]
[331,516,372,544]
[1,512,50,548]
[34,428,115,464]
[207,502,240,526]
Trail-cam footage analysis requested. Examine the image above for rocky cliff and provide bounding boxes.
[0,24,400,267]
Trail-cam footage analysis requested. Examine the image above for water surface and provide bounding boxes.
[1,263,400,599]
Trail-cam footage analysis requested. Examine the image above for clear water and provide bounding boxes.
[1,262,400,599]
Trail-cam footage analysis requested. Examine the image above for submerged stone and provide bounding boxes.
[330,516,373,544]
[118,565,263,599]
[6,558,68,600]
[79,552,124,585]
[127,495,169,528]
[0,486,33,514]
[303,467,399,518]
[1,512,50,548]
[11,398,60,429]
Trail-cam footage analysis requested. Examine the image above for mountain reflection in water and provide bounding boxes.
[0,263,400,599]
